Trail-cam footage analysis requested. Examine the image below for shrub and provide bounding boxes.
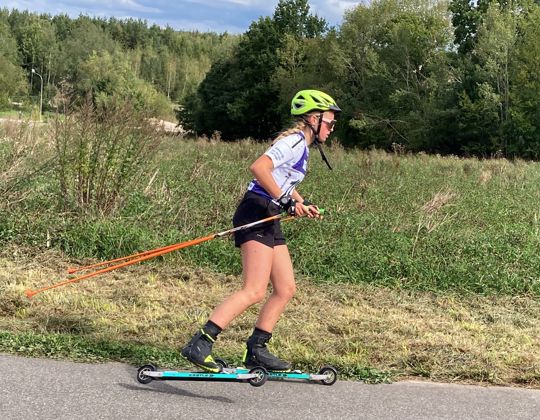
[53,100,162,216]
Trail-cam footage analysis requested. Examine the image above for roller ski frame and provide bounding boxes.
[136,364,268,387]
[216,359,338,386]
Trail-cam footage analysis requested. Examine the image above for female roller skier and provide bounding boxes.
[181,89,341,372]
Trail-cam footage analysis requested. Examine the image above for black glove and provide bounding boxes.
[278,196,296,215]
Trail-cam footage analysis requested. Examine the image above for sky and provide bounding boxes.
[3,0,363,34]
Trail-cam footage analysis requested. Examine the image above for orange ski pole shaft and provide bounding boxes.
[67,214,302,274]
[68,213,299,274]
[25,213,289,299]
[67,216,294,274]
[67,243,181,274]
[25,234,215,299]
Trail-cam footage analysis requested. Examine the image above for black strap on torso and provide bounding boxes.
[313,140,333,170]
[304,113,333,170]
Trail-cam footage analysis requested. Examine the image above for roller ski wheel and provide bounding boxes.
[214,357,229,370]
[247,366,268,387]
[318,365,338,386]
[137,364,156,384]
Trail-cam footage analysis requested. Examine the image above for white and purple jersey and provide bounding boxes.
[248,132,309,201]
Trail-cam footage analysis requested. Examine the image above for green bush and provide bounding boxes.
[53,101,162,216]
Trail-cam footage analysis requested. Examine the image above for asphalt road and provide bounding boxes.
[1,354,539,419]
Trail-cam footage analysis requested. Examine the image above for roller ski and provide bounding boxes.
[136,362,268,387]
[138,327,269,387]
[217,359,338,386]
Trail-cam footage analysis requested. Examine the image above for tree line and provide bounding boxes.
[0,8,238,118]
[1,0,539,158]
[184,0,540,158]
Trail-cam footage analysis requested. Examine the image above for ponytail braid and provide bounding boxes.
[272,119,307,144]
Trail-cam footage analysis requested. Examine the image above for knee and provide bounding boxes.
[274,283,296,302]
[242,288,267,305]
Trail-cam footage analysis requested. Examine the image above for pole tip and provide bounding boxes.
[25,289,36,299]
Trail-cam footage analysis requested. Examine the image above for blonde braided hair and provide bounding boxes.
[272,119,308,144]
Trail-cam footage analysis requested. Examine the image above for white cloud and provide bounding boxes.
[58,0,162,14]
[310,0,363,25]
[180,0,276,13]
[4,0,362,33]
[181,0,270,6]
[5,0,162,18]
[113,0,161,14]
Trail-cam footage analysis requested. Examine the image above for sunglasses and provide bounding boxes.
[321,118,337,130]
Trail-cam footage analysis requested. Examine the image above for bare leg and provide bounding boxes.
[209,240,273,328]
[182,241,274,371]
[255,244,296,333]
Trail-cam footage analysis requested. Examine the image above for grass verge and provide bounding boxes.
[1,246,539,387]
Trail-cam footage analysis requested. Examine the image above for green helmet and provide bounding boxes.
[291,89,341,116]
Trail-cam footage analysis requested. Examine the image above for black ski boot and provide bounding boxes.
[243,329,292,372]
[181,326,221,373]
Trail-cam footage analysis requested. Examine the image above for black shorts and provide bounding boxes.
[232,191,286,248]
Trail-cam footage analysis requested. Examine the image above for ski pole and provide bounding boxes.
[66,242,183,274]
[25,233,217,299]
[67,207,323,274]
[25,209,323,299]
[67,214,294,275]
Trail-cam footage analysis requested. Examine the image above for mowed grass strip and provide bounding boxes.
[1,248,539,386]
